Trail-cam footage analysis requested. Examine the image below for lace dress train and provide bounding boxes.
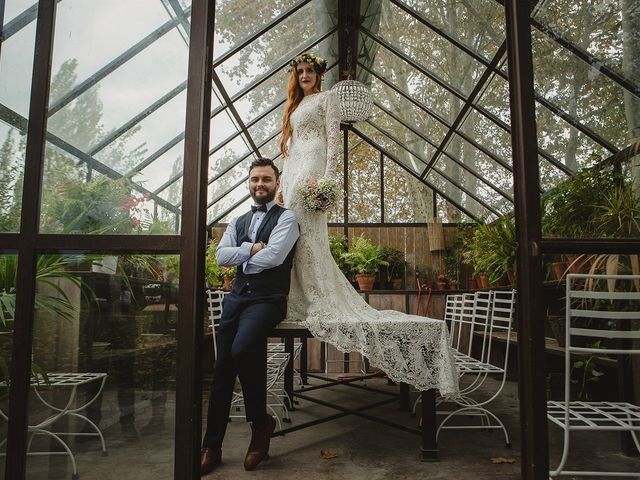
[281,91,457,395]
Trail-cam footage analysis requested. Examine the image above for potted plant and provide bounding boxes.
[205,240,224,288]
[328,234,351,280]
[378,245,407,289]
[221,266,236,291]
[341,236,388,291]
[434,273,448,290]
[466,217,516,287]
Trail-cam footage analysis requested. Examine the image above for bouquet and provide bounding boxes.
[296,178,340,212]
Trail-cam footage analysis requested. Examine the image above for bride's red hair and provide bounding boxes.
[279,64,322,157]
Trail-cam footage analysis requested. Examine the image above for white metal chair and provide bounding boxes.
[205,289,292,429]
[436,289,516,447]
[412,292,488,416]
[547,273,640,477]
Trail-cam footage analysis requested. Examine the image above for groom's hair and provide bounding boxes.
[249,157,280,179]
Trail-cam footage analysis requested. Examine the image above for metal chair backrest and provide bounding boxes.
[444,294,464,349]
[484,289,516,367]
[565,274,640,356]
[206,289,225,360]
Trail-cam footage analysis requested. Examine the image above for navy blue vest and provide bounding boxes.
[230,205,297,300]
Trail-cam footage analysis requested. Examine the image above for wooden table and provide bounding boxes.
[270,321,439,462]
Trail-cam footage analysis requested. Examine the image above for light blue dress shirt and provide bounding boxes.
[215,200,299,274]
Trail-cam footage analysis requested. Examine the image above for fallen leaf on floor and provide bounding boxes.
[321,449,339,459]
[490,456,516,464]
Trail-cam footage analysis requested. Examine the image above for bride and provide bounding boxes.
[278,52,457,395]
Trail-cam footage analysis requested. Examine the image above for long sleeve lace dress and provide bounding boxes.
[280,90,457,395]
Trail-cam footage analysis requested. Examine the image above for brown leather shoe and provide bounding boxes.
[244,415,276,471]
[200,447,221,476]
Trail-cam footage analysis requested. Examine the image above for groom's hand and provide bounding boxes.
[250,241,265,256]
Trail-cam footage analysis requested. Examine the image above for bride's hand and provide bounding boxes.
[276,190,284,206]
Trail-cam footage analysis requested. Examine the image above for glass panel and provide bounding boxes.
[48,28,189,147]
[368,77,448,148]
[247,105,284,147]
[50,0,173,99]
[443,133,513,199]
[237,77,286,128]
[539,155,570,193]
[209,135,252,181]
[348,132,381,223]
[209,109,241,153]
[26,254,178,479]
[355,122,426,175]
[213,0,300,61]
[0,253,18,475]
[39,145,170,235]
[214,0,337,98]
[258,135,281,161]
[95,90,188,174]
[4,0,36,24]
[431,157,511,215]
[426,168,495,221]
[366,39,457,124]
[379,1,488,97]
[536,103,613,174]
[369,105,440,161]
[533,0,635,85]
[474,72,511,126]
[208,186,251,225]
[41,5,190,235]
[398,0,505,60]
[138,141,185,193]
[208,157,253,207]
[383,158,434,223]
[0,120,26,233]
[531,28,634,151]
[0,18,36,117]
[457,108,512,167]
[436,194,472,223]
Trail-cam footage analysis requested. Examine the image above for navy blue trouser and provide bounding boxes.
[202,301,283,449]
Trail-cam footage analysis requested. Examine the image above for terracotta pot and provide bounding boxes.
[467,277,478,290]
[355,273,376,291]
[223,276,234,290]
[391,278,403,290]
[476,273,490,289]
[506,269,515,285]
[551,261,568,281]
[435,282,447,291]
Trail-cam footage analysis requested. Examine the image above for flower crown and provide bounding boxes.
[289,53,327,74]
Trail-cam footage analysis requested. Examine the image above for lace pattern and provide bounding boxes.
[281,91,458,396]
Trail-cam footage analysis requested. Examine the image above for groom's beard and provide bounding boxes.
[250,187,276,205]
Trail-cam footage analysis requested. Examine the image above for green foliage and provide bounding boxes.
[341,236,388,275]
[205,240,225,287]
[570,341,605,401]
[41,177,151,234]
[0,255,90,385]
[378,245,407,281]
[542,166,617,238]
[328,234,350,276]
[467,217,516,285]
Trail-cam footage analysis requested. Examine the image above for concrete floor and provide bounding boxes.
[19,375,639,479]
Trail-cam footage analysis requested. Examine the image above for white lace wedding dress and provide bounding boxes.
[280,90,457,395]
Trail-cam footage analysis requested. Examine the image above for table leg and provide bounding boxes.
[284,336,295,410]
[300,337,308,385]
[420,389,439,462]
[399,383,410,411]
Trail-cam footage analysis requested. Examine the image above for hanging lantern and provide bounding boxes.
[331,79,373,124]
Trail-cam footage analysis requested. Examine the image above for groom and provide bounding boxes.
[201,158,299,475]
